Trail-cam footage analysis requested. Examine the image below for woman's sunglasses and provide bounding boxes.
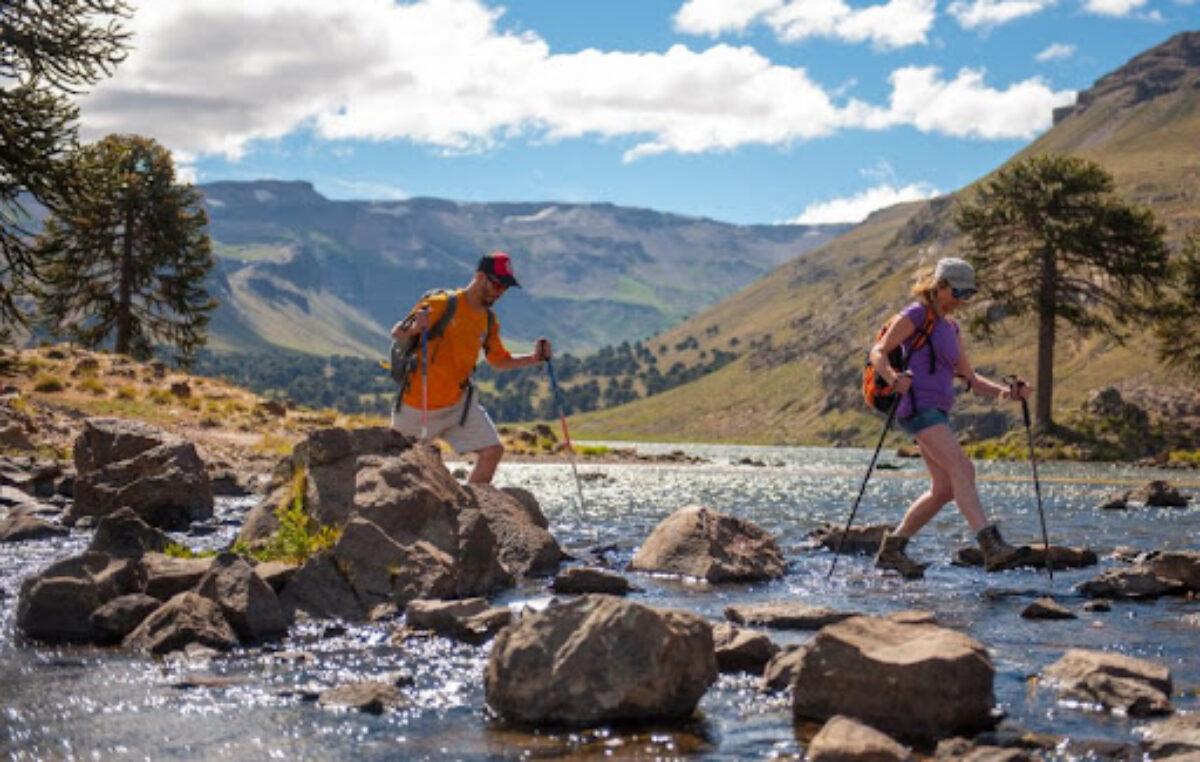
[951,287,977,301]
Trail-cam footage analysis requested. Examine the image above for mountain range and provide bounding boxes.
[201,184,848,357]
[571,30,1200,445]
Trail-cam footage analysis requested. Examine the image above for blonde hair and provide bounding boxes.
[910,266,941,307]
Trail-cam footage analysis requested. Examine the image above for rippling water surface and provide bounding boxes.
[2,443,1198,760]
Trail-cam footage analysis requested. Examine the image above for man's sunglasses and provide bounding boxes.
[951,287,977,301]
[486,275,509,291]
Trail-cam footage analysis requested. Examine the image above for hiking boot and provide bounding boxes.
[874,532,927,579]
[976,523,1031,571]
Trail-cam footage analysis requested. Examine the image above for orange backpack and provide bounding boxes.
[862,306,937,413]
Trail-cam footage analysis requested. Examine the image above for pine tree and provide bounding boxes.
[955,153,1169,430]
[0,0,130,341]
[37,134,216,365]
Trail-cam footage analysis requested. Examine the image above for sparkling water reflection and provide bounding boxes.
[1,443,1197,760]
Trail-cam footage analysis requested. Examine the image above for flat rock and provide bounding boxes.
[726,602,856,630]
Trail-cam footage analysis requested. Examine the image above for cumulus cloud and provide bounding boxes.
[1082,0,1149,14]
[947,0,1056,29]
[1035,42,1076,61]
[76,0,1074,165]
[785,182,941,224]
[673,0,936,50]
[879,66,1076,139]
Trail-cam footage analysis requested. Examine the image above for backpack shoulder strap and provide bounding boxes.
[482,308,496,352]
[425,291,458,342]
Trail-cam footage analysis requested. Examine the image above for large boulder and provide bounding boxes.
[486,594,716,726]
[194,552,287,643]
[629,505,786,582]
[70,418,213,530]
[1041,648,1172,717]
[16,552,143,643]
[123,591,239,655]
[248,427,566,621]
[465,484,566,577]
[88,506,171,558]
[792,616,996,743]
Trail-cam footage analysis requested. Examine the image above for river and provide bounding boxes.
[2,442,1198,760]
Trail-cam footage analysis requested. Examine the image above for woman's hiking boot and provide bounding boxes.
[874,532,927,579]
[976,523,1031,571]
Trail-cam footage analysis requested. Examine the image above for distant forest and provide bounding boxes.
[190,337,738,423]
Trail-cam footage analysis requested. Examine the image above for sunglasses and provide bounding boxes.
[951,287,977,301]
[486,275,509,292]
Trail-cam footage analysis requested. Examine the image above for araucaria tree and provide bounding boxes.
[0,0,130,341]
[37,134,217,365]
[1153,228,1200,377]
[955,153,1168,431]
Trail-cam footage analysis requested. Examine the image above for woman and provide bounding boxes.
[868,256,1032,579]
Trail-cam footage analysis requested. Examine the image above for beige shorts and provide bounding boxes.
[391,398,501,454]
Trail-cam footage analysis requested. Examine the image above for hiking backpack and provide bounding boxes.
[389,289,494,411]
[861,306,937,413]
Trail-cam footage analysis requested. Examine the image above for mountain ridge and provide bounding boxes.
[200,182,848,357]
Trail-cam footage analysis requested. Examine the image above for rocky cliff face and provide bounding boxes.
[1054,31,1200,123]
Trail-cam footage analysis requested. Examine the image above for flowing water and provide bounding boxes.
[2,443,1199,760]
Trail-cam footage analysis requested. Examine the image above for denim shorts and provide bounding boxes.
[897,408,950,437]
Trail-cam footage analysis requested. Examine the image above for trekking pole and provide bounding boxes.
[545,357,587,519]
[1006,376,1053,581]
[419,326,429,440]
[828,397,899,579]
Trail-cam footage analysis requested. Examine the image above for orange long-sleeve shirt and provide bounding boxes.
[401,289,511,409]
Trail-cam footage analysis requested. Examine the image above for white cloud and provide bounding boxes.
[879,66,1076,139]
[76,0,1074,165]
[674,0,937,49]
[1082,0,1149,14]
[947,0,1056,30]
[785,182,941,224]
[672,0,782,35]
[1035,42,1076,61]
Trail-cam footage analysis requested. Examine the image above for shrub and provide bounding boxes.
[235,466,340,563]
[32,374,65,393]
[576,444,611,456]
[115,385,138,400]
[77,376,108,396]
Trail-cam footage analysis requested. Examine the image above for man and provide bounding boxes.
[390,251,551,483]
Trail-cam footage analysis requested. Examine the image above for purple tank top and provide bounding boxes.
[896,302,960,419]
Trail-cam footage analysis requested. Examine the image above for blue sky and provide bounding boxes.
[76,0,1196,225]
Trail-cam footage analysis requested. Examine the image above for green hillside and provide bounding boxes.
[571,31,1200,448]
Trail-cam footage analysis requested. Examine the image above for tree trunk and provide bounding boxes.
[1035,248,1057,431]
[115,194,134,354]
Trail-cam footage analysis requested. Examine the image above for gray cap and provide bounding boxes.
[934,257,976,290]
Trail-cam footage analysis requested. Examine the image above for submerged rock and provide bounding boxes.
[792,615,997,743]
[629,505,785,582]
[550,566,640,596]
[1076,567,1186,600]
[725,601,856,631]
[808,523,891,555]
[955,544,1097,571]
[485,594,716,726]
[1042,648,1172,717]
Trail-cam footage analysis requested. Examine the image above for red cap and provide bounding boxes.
[478,251,520,287]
